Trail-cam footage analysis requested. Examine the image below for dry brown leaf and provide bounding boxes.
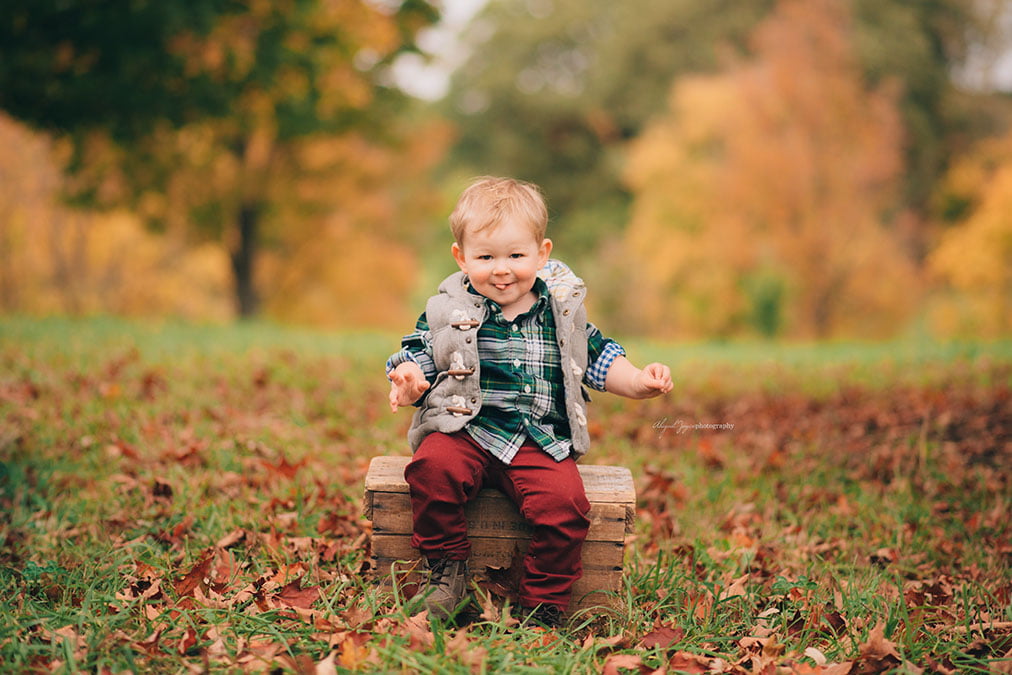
[402,612,435,649]
[215,528,248,549]
[639,623,685,650]
[804,646,828,666]
[174,548,215,598]
[445,630,489,673]
[315,650,338,675]
[719,573,750,601]
[585,632,632,652]
[177,627,198,655]
[990,646,1012,674]
[275,577,321,610]
[601,653,647,675]
[823,663,855,675]
[134,628,163,656]
[852,622,905,674]
[667,651,711,674]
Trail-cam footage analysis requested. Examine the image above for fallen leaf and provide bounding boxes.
[446,630,488,673]
[667,651,710,674]
[261,455,308,480]
[402,611,435,649]
[480,545,524,604]
[585,632,631,652]
[177,627,198,655]
[316,650,338,675]
[336,638,371,670]
[602,653,647,675]
[719,573,750,601]
[804,646,828,666]
[639,623,685,650]
[697,437,725,469]
[174,548,215,598]
[134,629,163,656]
[823,663,856,675]
[215,528,248,549]
[852,622,904,674]
[991,646,1012,675]
[275,577,321,610]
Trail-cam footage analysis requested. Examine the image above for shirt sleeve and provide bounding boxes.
[584,322,626,392]
[385,312,438,385]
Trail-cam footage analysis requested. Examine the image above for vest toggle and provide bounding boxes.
[448,351,474,380]
[450,309,480,331]
[447,395,472,416]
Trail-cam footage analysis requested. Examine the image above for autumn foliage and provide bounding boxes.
[0,110,450,329]
[1,0,1009,338]
[624,0,918,339]
[930,127,1012,337]
[0,114,233,319]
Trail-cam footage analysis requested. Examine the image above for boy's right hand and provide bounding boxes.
[388,362,430,412]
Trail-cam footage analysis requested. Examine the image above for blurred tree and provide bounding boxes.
[0,1,235,142]
[443,0,980,268]
[0,114,232,318]
[930,128,1012,336]
[850,0,977,260]
[443,0,773,257]
[624,0,918,339]
[0,0,440,318]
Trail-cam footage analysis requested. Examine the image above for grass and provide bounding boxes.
[1,315,1010,672]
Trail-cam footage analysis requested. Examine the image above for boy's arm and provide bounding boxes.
[583,322,672,399]
[603,356,673,399]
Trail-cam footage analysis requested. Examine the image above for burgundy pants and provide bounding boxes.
[404,431,591,610]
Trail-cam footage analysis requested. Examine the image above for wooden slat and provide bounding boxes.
[371,534,625,571]
[369,492,629,542]
[364,456,415,493]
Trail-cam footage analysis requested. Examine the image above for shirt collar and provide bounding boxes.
[466,277,550,322]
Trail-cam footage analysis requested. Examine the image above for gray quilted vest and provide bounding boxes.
[407,259,592,458]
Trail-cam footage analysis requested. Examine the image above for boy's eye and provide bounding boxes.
[510,253,525,259]
[477,254,493,260]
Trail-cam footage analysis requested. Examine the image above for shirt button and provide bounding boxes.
[524,385,532,393]
[510,324,518,332]
[513,359,522,368]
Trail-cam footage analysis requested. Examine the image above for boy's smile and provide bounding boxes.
[451,217,552,320]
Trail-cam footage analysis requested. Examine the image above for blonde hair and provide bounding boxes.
[449,176,548,245]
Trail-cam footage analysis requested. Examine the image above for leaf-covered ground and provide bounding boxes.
[1,318,1010,673]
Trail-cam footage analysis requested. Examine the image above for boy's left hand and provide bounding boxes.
[634,362,673,398]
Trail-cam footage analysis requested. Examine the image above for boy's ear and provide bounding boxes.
[538,238,553,266]
[451,242,467,272]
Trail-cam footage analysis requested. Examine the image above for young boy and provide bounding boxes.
[386,176,672,627]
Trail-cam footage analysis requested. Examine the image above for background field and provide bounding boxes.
[1,317,1010,673]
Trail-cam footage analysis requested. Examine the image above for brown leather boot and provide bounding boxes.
[523,603,563,629]
[420,558,469,620]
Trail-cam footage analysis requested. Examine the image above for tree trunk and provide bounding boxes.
[231,202,260,318]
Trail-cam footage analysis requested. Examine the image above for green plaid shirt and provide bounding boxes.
[387,278,625,464]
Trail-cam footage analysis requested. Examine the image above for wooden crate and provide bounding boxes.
[363,455,635,617]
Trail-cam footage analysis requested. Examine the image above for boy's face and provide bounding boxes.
[451,217,552,315]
